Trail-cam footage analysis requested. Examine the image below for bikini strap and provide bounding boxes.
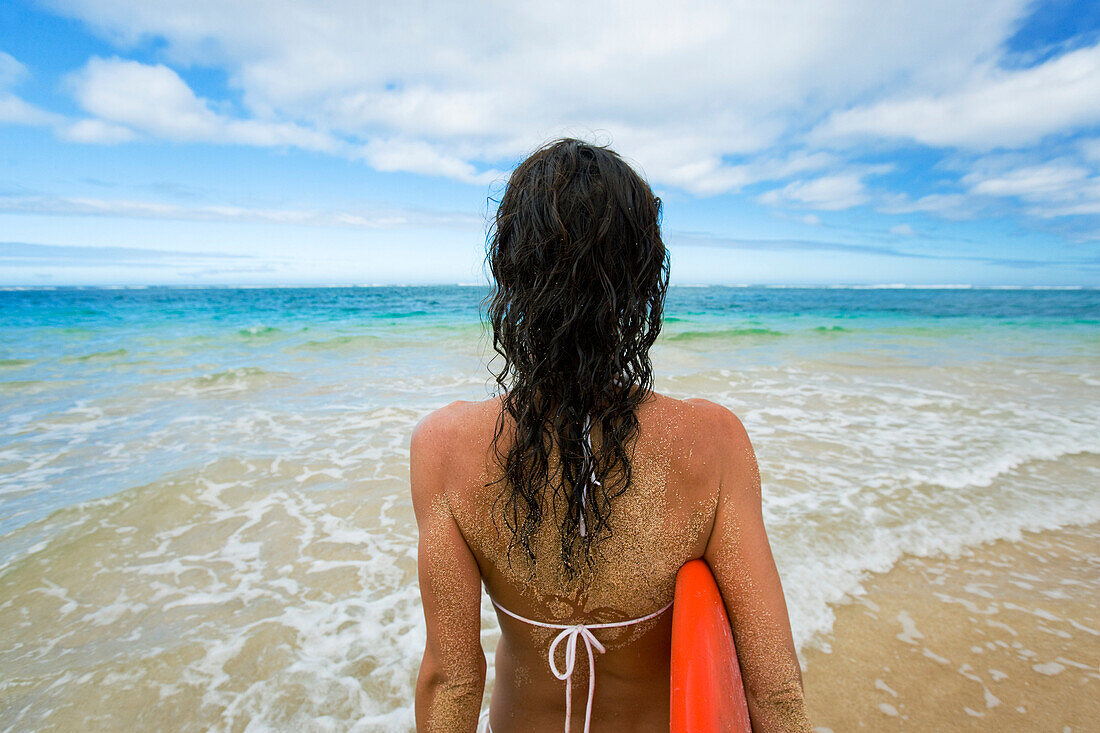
[490,597,673,733]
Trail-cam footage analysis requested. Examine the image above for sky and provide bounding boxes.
[1,0,1100,287]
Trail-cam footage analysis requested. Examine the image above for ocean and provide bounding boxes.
[1,285,1098,731]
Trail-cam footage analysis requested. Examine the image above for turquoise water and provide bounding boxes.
[3,286,1095,535]
[1,286,1098,730]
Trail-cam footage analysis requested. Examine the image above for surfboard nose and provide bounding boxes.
[671,558,752,733]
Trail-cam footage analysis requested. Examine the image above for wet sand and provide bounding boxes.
[2,287,1098,730]
[802,522,1100,731]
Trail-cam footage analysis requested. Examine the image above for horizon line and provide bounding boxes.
[0,283,1096,291]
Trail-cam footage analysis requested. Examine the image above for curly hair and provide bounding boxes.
[484,138,670,577]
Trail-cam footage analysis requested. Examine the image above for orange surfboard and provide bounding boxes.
[670,559,752,732]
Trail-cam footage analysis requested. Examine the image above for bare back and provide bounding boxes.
[443,393,715,730]
[411,390,811,732]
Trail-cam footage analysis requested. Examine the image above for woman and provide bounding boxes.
[411,139,810,732]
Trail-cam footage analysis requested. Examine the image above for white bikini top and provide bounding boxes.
[489,595,674,733]
[486,414,674,733]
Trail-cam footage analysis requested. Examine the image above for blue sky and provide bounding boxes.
[1,0,1099,286]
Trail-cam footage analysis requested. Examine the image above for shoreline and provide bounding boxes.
[802,521,1100,731]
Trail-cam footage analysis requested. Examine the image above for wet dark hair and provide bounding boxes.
[484,138,670,577]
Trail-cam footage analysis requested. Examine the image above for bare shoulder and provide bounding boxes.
[410,397,502,495]
[412,399,470,448]
[681,397,748,441]
[410,401,469,488]
[686,402,763,524]
[677,397,755,484]
[413,395,495,450]
[642,393,747,444]
[409,403,450,470]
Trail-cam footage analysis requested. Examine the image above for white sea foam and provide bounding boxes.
[1,290,1097,730]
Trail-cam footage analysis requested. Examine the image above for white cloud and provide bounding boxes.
[68,57,337,152]
[879,192,977,219]
[961,161,1100,217]
[650,149,838,197]
[20,0,1100,228]
[0,195,482,229]
[61,118,136,143]
[967,163,1090,197]
[872,154,1100,222]
[1036,197,1100,217]
[0,51,64,126]
[359,138,501,186]
[817,43,1100,149]
[889,224,916,236]
[0,93,61,126]
[41,0,1027,189]
[758,170,884,210]
[0,51,26,88]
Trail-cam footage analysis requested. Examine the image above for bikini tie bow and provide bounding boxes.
[547,623,606,733]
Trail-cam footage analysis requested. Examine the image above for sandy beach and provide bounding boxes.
[2,286,1097,730]
[803,520,1100,731]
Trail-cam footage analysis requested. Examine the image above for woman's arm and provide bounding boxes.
[411,408,486,732]
[699,401,812,732]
